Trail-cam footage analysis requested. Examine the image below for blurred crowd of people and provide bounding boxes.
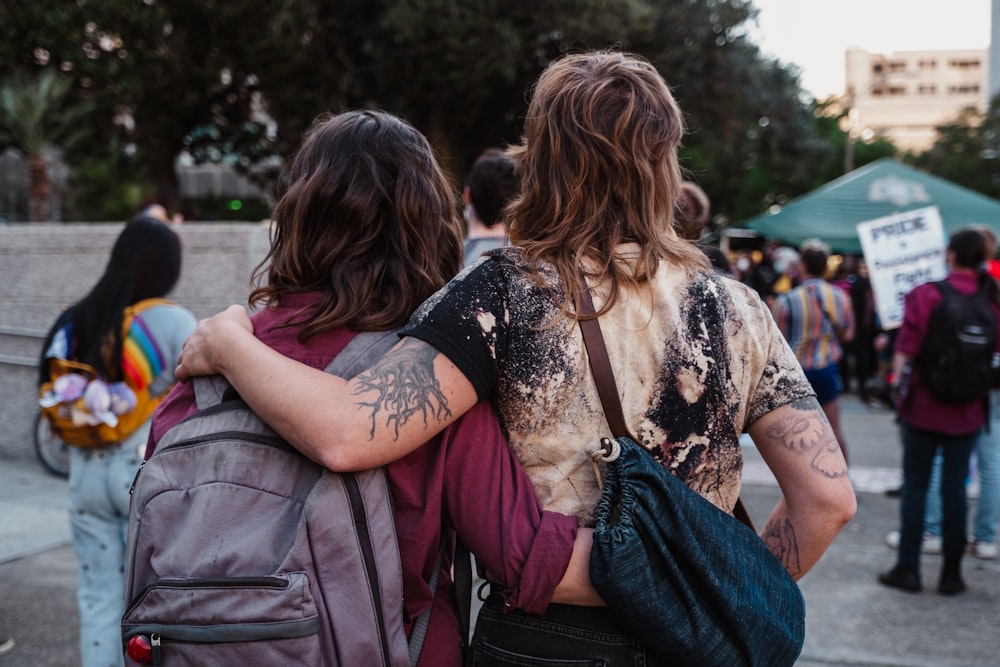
[703,236,887,408]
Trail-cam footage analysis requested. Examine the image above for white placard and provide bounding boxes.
[856,206,948,330]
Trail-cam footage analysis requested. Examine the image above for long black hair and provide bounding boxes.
[71,216,182,380]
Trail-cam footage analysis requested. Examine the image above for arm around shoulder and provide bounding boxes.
[176,307,481,470]
[438,401,602,613]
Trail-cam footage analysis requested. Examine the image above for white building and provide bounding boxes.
[844,47,988,153]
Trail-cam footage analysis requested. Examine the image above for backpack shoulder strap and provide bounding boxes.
[807,283,834,332]
[38,306,76,385]
[124,298,176,323]
[452,540,473,655]
[932,280,953,297]
[192,329,400,411]
[324,330,400,377]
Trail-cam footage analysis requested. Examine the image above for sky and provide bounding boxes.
[751,0,992,99]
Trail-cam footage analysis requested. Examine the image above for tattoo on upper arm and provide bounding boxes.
[353,339,452,440]
[763,517,801,576]
[762,396,848,478]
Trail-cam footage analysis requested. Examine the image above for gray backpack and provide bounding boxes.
[122,331,439,666]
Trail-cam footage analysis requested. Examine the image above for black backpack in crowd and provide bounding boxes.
[917,280,997,405]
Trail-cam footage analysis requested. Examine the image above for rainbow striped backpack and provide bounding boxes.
[38,298,175,449]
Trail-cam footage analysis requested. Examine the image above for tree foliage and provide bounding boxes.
[635,0,827,222]
[0,68,92,221]
[0,0,861,223]
[911,101,1000,200]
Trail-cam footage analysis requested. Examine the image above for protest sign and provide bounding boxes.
[856,205,947,329]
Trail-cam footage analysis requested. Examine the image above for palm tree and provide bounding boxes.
[0,69,89,221]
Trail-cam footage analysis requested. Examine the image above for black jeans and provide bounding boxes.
[470,593,664,666]
[897,421,978,568]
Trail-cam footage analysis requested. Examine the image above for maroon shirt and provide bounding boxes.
[148,293,577,667]
[895,271,1000,435]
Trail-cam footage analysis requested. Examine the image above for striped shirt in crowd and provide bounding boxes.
[771,278,855,371]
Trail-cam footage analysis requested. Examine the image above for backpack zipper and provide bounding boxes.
[144,575,291,591]
[155,430,294,456]
[129,461,145,495]
[131,430,291,496]
[344,473,395,667]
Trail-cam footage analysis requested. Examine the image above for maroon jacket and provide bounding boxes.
[148,292,577,667]
[895,271,1000,435]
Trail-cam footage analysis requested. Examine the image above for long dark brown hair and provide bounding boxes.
[250,110,464,340]
[506,50,707,318]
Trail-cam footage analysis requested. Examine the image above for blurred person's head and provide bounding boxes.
[970,225,998,260]
[141,203,171,223]
[772,246,799,276]
[798,238,830,278]
[947,227,989,271]
[506,50,707,314]
[700,245,732,275]
[464,148,518,229]
[674,181,710,241]
[251,110,463,340]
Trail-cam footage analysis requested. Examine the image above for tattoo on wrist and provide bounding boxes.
[353,339,452,439]
[763,517,801,576]
[763,396,848,478]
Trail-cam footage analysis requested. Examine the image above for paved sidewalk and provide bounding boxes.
[1,394,998,666]
[0,459,77,667]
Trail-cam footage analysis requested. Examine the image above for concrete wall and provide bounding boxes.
[0,222,271,463]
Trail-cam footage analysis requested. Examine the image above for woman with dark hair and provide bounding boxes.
[40,216,196,667]
[880,227,1000,595]
[148,110,597,666]
[176,53,856,664]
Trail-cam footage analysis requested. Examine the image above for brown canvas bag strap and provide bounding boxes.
[577,285,636,442]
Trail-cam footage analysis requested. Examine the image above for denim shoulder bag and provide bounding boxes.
[579,284,805,667]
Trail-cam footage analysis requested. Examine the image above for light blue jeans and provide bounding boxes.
[67,424,147,667]
[925,390,1000,543]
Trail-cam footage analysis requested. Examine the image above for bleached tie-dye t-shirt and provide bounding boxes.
[404,244,814,526]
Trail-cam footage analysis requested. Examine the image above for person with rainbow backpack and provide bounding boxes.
[38,215,195,667]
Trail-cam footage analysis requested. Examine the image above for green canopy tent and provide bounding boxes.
[743,158,1000,254]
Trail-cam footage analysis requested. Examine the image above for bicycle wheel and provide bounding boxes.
[34,411,70,478]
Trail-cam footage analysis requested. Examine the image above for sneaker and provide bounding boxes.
[0,639,15,656]
[968,540,998,560]
[885,530,942,554]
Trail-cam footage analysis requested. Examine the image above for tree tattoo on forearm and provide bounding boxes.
[764,517,801,576]
[763,396,848,478]
[353,339,452,439]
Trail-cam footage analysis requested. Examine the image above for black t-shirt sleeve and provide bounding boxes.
[401,262,508,401]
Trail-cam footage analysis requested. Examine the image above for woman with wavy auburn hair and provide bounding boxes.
[177,53,855,664]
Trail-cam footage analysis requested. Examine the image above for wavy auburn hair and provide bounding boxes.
[506,50,707,318]
[250,110,463,340]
